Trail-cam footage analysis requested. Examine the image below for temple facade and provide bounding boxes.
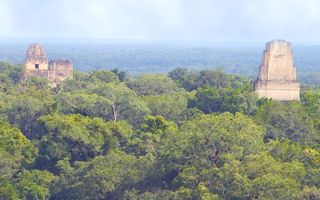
[254,40,300,101]
[24,44,73,86]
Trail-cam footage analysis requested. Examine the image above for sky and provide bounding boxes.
[0,0,320,43]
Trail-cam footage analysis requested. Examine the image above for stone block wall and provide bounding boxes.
[254,40,300,101]
[23,44,73,86]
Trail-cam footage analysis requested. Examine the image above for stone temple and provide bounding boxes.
[254,40,300,101]
[23,44,73,86]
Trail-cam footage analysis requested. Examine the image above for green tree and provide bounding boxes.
[240,153,304,199]
[255,101,318,145]
[127,115,176,156]
[300,186,320,200]
[169,68,251,91]
[14,170,55,200]
[193,86,257,115]
[4,94,52,139]
[92,83,150,125]
[267,139,304,162]
[122,189,175,200]
[56,70,118,92]
[140,115,176,135]
[0,62,23,92]
[36,114,118,171]
[88,70,119,83]
[50,150,153,200]
[0,177,18,200]
[2,77,53,139]
[56,92,112,118]
[112,68,128,82]
[142,92,192,122]
[0,121,38,178]
[301,90,320,130]
[127,74,183,96]
[158,113,265,195]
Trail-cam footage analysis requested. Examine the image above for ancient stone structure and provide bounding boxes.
[254,40,300,101]
[24,44,73,86]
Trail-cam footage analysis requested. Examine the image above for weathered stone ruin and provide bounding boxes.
[254,40,300,101]
[24,43,73,86]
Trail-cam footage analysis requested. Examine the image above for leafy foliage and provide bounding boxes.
[50,150,153,200]
[0,122,38,178]
[35,114,119,172]
[193,86,258,115]
[256,101,318,145]
[14,170,55,200]
[0,65,320,199]
[127,74,183,96]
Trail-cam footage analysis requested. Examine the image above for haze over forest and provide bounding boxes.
[1,0,320,84]
[3,1,320,200]
[1,43,320,82]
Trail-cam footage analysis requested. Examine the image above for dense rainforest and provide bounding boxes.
[1,61,320,200]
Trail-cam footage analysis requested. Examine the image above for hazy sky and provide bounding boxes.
[1,0,320,42]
